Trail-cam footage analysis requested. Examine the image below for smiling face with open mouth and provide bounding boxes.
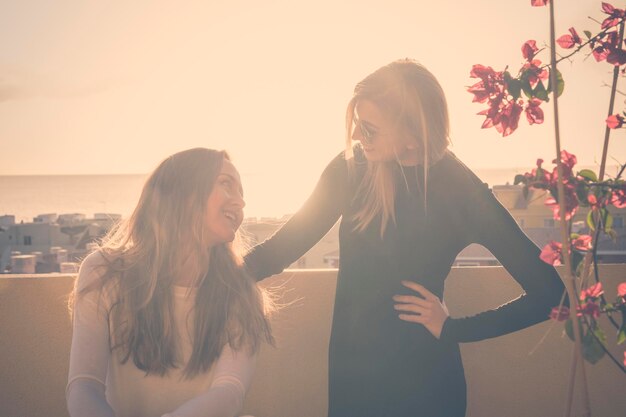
[203,158,245,247]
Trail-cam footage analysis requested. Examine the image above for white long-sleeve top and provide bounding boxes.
[66,252,256,417]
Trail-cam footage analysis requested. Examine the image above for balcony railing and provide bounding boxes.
[1,266,625,417]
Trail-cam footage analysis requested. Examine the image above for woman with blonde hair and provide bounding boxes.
[67,148,272,417]
[244,59,566,416]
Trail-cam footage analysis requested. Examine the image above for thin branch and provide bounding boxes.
[539,16,626,70]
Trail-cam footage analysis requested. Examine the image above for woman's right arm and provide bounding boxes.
[66,252,116,417]
[244,152,348,280]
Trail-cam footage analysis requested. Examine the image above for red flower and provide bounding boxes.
[601,2,626,30]
[606,114,625,128]
[522,40,539,61]
[557,150,577,169]
[470,64,497,79]
[592,31,625,65]
[557,27,583,49]
[468,65,506,104]
[550,306,570,321]
[587,193,606,211]
[494,101,523,137]
[525,98,544,125]
[522,59,549,89]
[531,0,549,6]
[578,301,601,318]
[572,234,592,251]
[607,48,626,66]
[545,189,578,221]
[581,282,604,300]
[611,186,626,208]
[540,241,562,265]
[552,150,577,177]
[617,282,626,297]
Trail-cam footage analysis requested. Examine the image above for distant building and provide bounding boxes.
[3,184,625,275]
[0,213,121,273]
[0,215,15,228]
[242,216,340,269]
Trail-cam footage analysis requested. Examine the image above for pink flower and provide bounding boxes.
[545,189,578,221]
[617,282,626,297]
[606,114,625,129]
[550,306,570,321]
[468,65,506,104]
[470,64,497,79]
[494,101,523,137]
[531,0,549,6]
[557,28,583,49]
[551,150,577,181]
[578,301,601,318]
[522,40,539,61]
[540,241,562,265]
[553,150,577,173]
[525,98,544,125]
[601,2,626,30]
[572,234,592,251]
[581,282,604,300]
[522,59,549,89]
[611,186,626,208]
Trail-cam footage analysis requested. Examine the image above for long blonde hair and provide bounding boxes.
[71,148,273,378]
[345,59,450,236]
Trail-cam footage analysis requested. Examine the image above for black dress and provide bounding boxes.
[244,147,566,417]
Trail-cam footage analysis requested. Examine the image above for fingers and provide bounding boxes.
[400,280,438,301]
[392,294,430,307]
[397,313,428,324]
[394,302,430,316]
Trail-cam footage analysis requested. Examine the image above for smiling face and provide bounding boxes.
[351,99,419,165]
[203,158,245,247]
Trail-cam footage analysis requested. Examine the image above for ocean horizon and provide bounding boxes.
[1,166,617,223]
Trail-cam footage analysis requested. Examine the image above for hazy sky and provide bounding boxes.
[1,1,624,201]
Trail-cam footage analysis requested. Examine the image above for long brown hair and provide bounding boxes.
[345,59,450,236]
[71,148,273,378]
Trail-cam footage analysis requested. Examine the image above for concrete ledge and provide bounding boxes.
[1,266,625,417]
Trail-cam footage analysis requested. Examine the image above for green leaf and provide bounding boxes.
[520,74,534,99]
[605,210,613,231]
[533,81,549,101]
[572,251,584,274]
[508,78,522,100]
[578,169,598,182]
[576,182,590,205]
[587,210,596,231]
[584,30,592,40]
[582,328,605,364]
[618,308,626,345]
[600,208,613,232]
[546,69,565,98]
[593,325,607,344]
[565,318,574,341]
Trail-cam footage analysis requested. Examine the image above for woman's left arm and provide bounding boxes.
[162,345,255,417]
[439,179,568,343]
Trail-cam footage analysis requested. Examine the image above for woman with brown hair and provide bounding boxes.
[244,59,566,416]
[67,148,272,417]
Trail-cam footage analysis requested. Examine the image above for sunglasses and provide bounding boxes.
[353,118,380,146]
